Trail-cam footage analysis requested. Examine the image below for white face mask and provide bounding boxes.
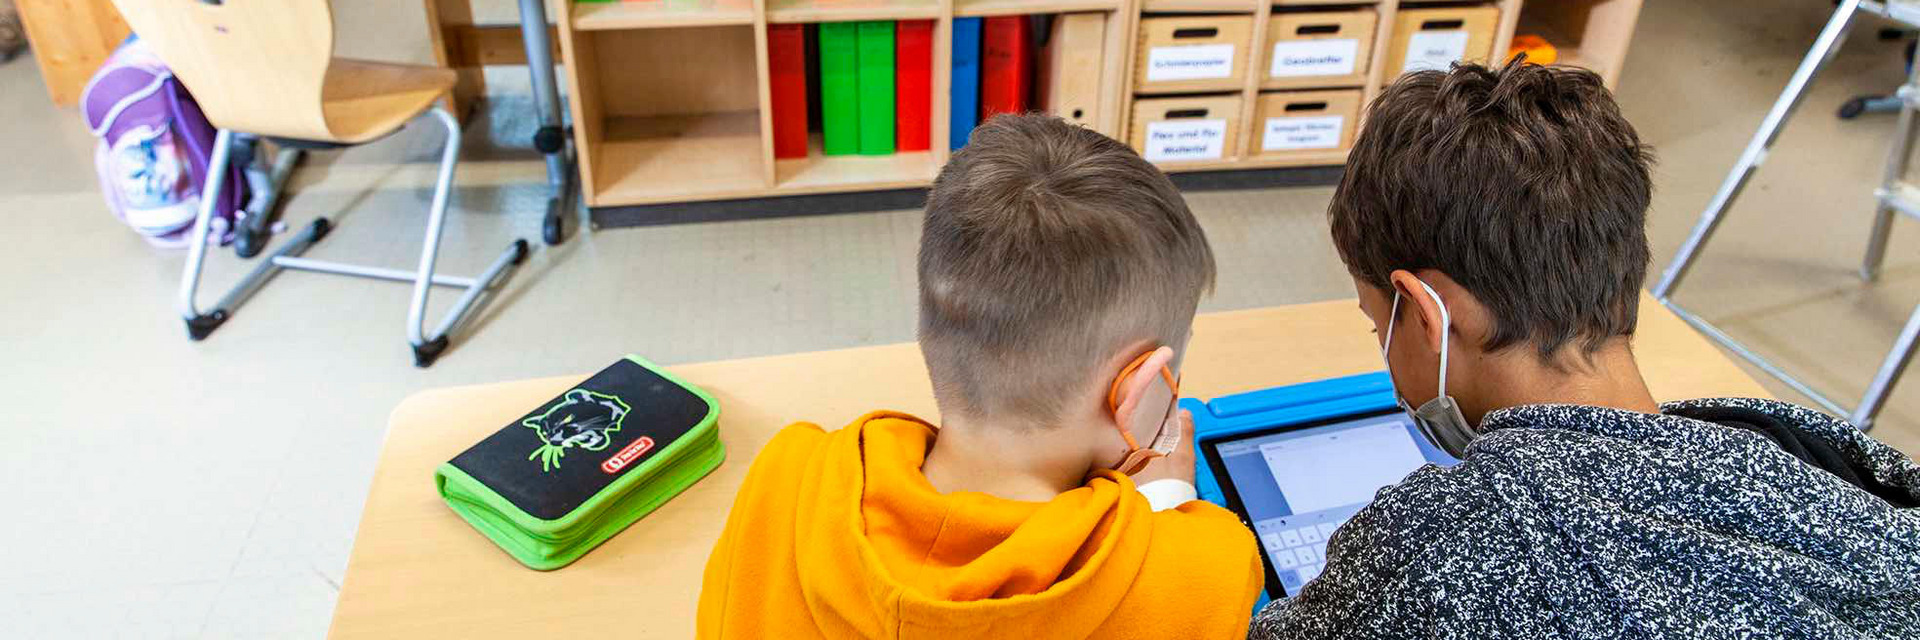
[1382,279,1476,459]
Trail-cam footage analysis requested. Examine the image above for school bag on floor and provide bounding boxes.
[83,37,249,249]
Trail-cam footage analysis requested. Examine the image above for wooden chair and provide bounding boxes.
[112,0,528,367]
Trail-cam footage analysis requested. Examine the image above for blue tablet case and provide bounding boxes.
[1181,371,1397,608]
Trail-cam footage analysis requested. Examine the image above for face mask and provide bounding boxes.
[1105,349,1182,475]
[1382,279,1476,459]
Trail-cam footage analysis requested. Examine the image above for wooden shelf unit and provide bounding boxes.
[552,0,1641,208]
[556,0,1138,209]
[1119,0,1640,174]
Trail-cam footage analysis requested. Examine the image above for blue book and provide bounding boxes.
[950,17,982,151]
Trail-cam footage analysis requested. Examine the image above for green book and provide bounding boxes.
[819,22,861,156]
[855,21,895,155]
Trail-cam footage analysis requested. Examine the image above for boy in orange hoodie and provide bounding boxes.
[697,114,1263,639]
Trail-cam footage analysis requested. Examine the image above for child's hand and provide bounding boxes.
[1132,409,1196,486]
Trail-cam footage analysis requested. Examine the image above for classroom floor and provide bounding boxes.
[6,0,1920,637]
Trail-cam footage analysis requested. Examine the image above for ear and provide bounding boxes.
[1387,270,1448,355]
[1113,346,1176,420]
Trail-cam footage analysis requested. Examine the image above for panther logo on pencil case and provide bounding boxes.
[522,388,631,473]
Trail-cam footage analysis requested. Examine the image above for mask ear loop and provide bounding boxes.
[1108,349,1180,474]
[1410,279,1451,399]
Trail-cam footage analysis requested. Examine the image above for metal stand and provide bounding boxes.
[178,108,530,368]
[1654,0,1920,429]
[517,0,576,246]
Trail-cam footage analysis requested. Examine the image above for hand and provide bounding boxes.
[1131,409,1196,486]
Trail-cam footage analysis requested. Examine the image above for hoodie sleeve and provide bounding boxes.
[1245,461,1565,640]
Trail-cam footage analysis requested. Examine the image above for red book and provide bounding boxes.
[895,20,933,152]
[769,24,809,159]
[980,16,1031,121]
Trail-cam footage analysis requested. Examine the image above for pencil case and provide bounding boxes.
[435,355,724,570]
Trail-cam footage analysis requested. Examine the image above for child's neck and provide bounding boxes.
[921,414,1101,503]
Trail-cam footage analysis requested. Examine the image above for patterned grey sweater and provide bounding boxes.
[1247,398,1920,639]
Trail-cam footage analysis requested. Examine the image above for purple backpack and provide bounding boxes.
[83,38,248,248]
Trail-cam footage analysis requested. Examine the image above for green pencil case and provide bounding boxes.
[435,355,724,570]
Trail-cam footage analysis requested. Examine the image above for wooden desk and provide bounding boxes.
[328,295,1768,638]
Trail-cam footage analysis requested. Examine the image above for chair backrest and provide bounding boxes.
[110,0,336,140]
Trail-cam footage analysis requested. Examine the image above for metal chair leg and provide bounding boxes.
[179,130,237,340]
[1653,0,1864,300]
[179,129,333,341]
[406,107,531,367]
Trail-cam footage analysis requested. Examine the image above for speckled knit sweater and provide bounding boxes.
[1248,398,1920,639]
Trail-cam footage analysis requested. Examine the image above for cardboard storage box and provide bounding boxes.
[1264,9,1377,90]
[1134,16,1254,94]
[1129,94,1243,164]
[1383,6,1500,80]
[1252,89,1361,159]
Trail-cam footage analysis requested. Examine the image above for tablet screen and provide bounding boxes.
[1202,409,1457,597]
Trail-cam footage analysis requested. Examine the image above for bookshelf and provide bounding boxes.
[547,0,1642,210]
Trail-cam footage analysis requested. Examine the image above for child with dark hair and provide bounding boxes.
[1249,59,1920,639]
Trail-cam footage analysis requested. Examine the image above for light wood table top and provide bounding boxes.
[328,295,1769,638]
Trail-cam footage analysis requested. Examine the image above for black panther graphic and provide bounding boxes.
[523,388,631,472]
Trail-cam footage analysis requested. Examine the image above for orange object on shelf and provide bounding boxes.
[1508,34,1558,65]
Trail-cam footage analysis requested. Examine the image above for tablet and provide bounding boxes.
[1192,386,1457,599]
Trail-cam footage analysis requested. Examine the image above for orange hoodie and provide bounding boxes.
[698,411,1263,639]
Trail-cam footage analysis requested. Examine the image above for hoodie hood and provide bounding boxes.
[793,412,1153,637]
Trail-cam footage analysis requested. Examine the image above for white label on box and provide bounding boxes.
[1270,39,1360,78]
[1145,119,1228,161]
[1263,115,1345,151]
[1147,44,1237,81]
[1401,30,1471,73]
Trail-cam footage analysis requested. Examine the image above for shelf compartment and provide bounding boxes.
[572,0,755,30]
[592,113,768,205]
[1513,0,1640,86]
[766,0,942,23]
[954,0,1122,17]
[775,136,936,194]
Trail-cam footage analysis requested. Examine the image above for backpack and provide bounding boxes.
[82,38,249,249]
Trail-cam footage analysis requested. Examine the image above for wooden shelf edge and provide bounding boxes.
[954,0,1123,17]
[765,1,943,23]
[1140,0,1259,14]
[571,2,756,31]
[1155,148,1351,172]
